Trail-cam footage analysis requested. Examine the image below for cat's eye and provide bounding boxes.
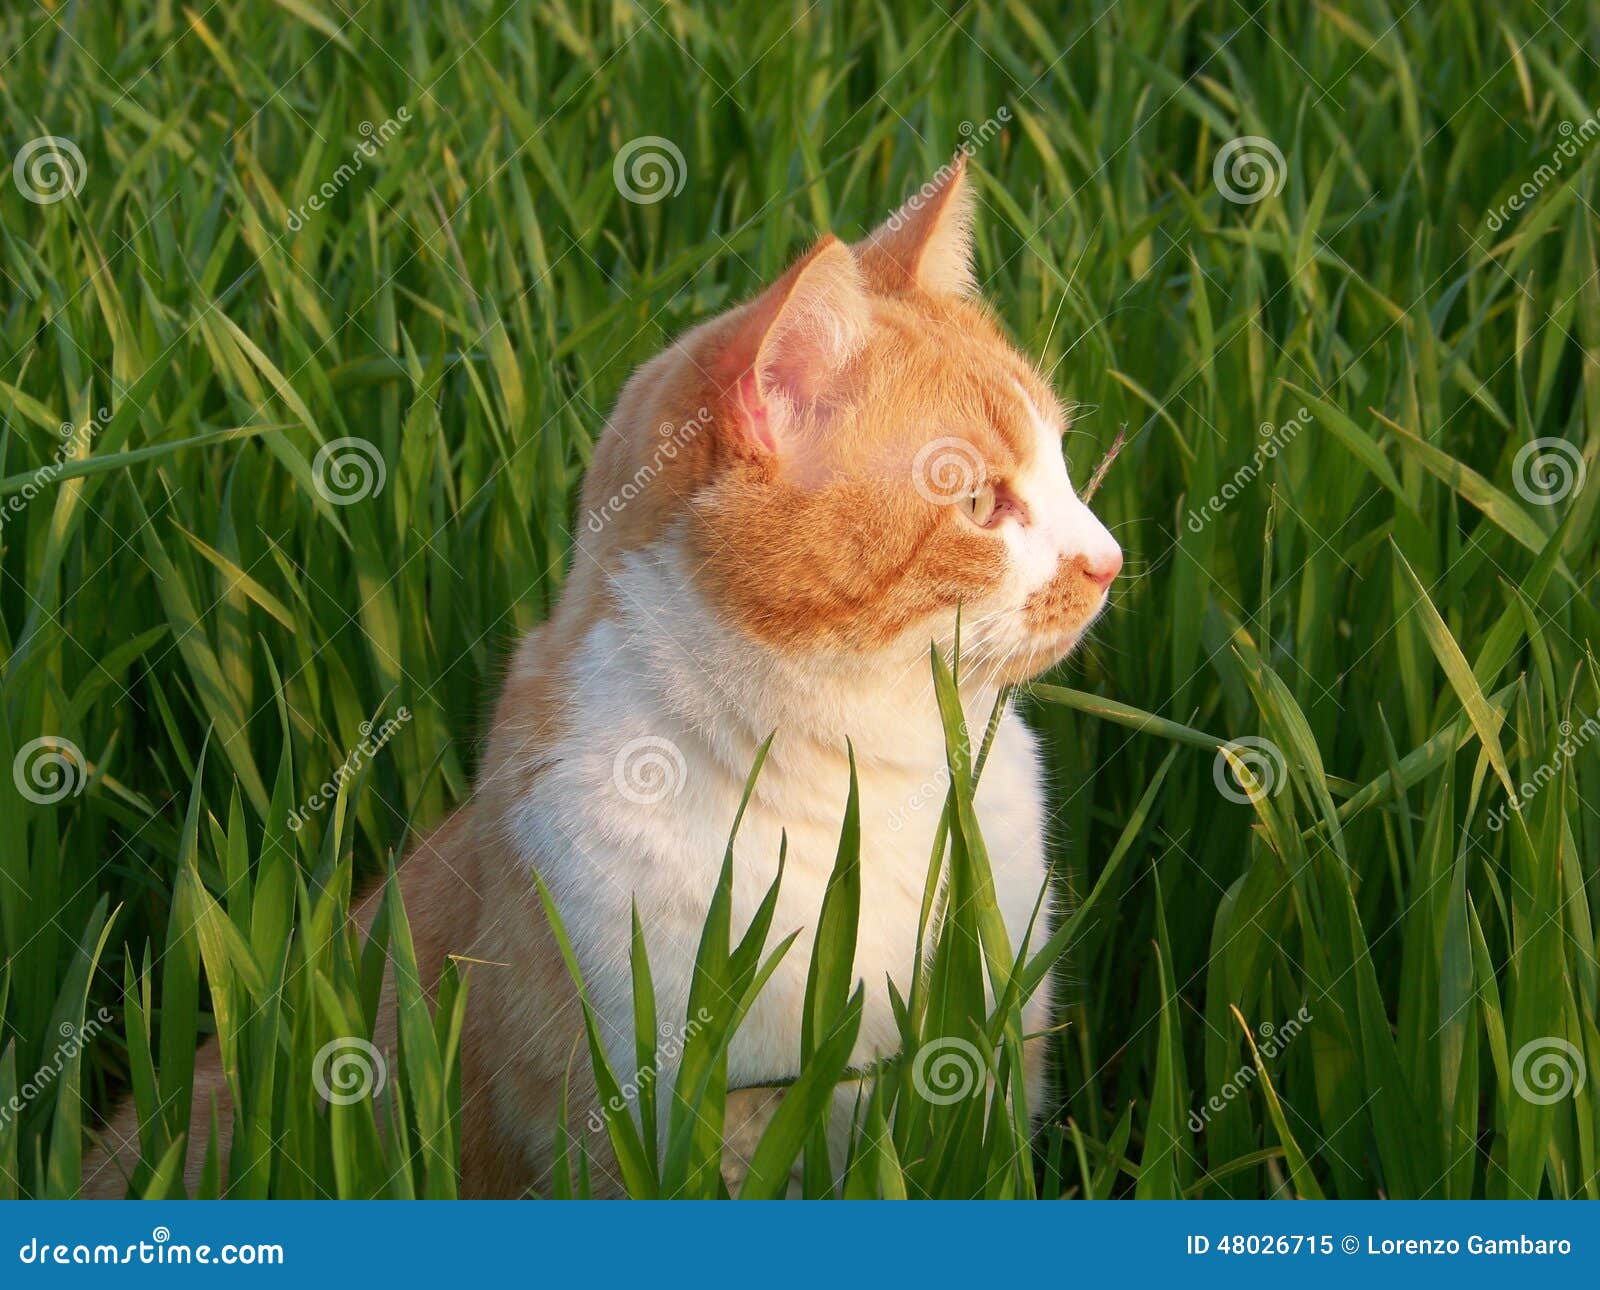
[959,480,1026,530]
[964,483,998,527]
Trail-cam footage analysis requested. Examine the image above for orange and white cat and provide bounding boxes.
[84,155,1120,1198]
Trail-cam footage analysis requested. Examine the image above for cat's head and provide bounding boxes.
[579,155,1121,686]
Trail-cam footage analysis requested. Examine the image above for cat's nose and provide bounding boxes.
[1077,548,1122,590]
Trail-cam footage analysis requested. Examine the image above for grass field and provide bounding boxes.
[1,0,1598,1199]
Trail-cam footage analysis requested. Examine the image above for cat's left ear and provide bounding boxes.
[713,234,869,459]
[855,153,976,296]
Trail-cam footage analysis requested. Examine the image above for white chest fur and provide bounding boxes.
[504,539,1054,1085]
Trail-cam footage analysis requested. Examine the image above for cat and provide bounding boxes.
[82,154,1121,1198]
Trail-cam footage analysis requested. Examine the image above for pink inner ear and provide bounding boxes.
[734,369,776,453]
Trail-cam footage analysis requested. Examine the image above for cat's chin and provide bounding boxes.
[996,628,1088,684]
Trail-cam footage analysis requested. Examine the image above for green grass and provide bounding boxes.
[1,0,1598,1199]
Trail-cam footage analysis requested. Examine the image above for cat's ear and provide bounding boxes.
[714,234,869,457]
[855,153,976,296]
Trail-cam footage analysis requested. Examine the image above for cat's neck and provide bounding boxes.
[591,533,998,789]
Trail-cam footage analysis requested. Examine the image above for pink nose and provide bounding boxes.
[1080,549,1122,590]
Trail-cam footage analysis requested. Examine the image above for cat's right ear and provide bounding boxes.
[855,153,976,296]
[712,235,869,461]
